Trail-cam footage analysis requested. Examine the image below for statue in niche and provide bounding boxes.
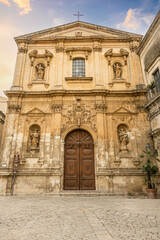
[113,62,122,78]
[27,125,40,152]
[36,63,45,79]
[118,128,129,151]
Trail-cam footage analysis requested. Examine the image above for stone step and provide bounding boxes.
[58,191,118,197]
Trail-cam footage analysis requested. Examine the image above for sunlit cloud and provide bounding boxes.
[0,0,11,6]
[0,0,32,15]
[13,0,32,15]
[116,8,155,33]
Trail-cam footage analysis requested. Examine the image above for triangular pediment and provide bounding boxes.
[27,108,45,115]
[113,107,133,114]
[15,21,142,42]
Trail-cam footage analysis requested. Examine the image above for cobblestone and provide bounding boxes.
[0,196,160,240]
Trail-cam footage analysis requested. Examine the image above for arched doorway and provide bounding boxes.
[64,129,95,190]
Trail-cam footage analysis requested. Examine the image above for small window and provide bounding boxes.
[153,69,160,92]
[72,58,85,77]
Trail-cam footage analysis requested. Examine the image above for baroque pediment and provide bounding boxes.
[15,21,142,42]
[26,108,45,115]
[112,107,134,114]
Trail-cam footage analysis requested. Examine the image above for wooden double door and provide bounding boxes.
[64,129,95,190]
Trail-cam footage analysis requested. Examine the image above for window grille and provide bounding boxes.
[72,58,85,77]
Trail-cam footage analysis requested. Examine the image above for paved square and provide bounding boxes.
[0,195,160,240]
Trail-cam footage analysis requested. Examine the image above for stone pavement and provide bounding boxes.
[0,195,160,240]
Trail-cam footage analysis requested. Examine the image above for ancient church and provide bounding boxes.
[0,21,151,195]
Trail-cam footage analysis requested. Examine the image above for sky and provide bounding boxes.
[0,0,160,97]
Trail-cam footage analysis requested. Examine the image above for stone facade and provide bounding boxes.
[138,10,160,164]
[0,21,154,195]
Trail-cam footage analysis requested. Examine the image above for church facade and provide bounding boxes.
[0,21,152,195]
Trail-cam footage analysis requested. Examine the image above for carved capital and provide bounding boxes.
[129,41,140,52]
[8,104,21,113]
[56,47,64,53]
[93,46,102,52]
[94,102,107,113]
[51,104,63,113]
[18,46,28,54]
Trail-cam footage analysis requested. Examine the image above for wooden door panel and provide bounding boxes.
[64,129,95,190]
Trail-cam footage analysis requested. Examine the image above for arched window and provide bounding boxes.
[72,58,85,77]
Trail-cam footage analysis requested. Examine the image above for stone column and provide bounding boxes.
[1,104,21,167]
[55,43,64,88]
[93,42,102,88]
[11,43,28,91]
[95,100,108,168]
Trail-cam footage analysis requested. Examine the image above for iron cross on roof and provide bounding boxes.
[74,11,84,21]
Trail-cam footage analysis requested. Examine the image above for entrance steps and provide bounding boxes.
[59,190,118,197]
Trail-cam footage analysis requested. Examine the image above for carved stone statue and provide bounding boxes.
[113,63,122,78]
[27,125,40,152]
[36,63,45,79]
[118,128,129,151]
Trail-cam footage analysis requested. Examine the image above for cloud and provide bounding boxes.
[0,0,32,15]
[53,18,66,26]
[0,0,11,6]
[116,8,155,34]
[13,0,32,15]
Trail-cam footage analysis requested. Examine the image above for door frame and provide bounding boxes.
[62,127,96,190]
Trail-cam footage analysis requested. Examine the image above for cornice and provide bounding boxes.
[137,10,160,55]
[5,89,147,98]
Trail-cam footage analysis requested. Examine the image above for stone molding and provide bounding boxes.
[65,77,93,83]
[29,50,53,66]
[105,48,129,65]
[66,47,92,60]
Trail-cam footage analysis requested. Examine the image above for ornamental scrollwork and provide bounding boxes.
[62,103,96,132]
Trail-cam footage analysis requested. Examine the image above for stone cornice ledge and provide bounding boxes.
[65,77,93,83]
[145,92,160,108]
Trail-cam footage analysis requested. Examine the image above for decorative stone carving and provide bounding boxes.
[8,104,21,113]
[93,45,102,52]
[27,124,40,153]
[129,41,140,52]
[113,62,122,79]
[29,50,53,66]
[36,63,45,79]
[62,102,96,132]
[66,47,92,60]
[56,47,64,53]
[94,102,107,113]
[105,48,129,65]
[117,124,129,151]
[51,104,63,113]
[75,32,82,37]
[18,46,28,54]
